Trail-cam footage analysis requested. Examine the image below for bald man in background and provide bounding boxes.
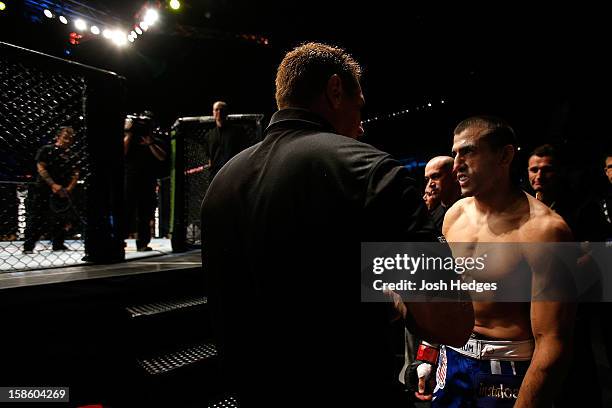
[203,101,249,180]
[424,156,461,232]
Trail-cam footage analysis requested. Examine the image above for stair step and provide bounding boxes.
[138,343,217,375]
[126,296,208,318]
[207,396,238,408]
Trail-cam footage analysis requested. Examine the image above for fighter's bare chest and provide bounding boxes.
[445,210,525,242]
[445,216,527,282]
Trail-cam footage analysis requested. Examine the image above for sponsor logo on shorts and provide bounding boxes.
[478,383,519,399]
[436,346,447,389]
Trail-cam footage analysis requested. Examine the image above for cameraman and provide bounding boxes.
[124,111,166,251]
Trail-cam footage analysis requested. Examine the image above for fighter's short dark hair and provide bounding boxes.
[454,115,517,151]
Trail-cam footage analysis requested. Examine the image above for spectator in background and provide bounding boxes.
[528,144,564,206]
[423,186,440,211]
[424,156,461,232]
[124,111,166,252]
[528,144,582,235]
[203,101,249,180]
[23,126,79,254]
[527,144,604,241]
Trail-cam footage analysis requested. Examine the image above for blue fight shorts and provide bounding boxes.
[432,345,531,408]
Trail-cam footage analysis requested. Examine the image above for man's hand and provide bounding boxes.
[51,184,68,198]
[410,342,439,401]
[140,134,154,145]
[51,183,64,195]
[140,134,166,161]
[415,362,435,401]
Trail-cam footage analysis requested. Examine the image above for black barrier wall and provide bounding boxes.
[170,114,263,252]
[0,42,125,269]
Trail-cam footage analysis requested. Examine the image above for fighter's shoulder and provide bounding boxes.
[446,197,472,219]
[521,194,573,242]
[442,197,472,233]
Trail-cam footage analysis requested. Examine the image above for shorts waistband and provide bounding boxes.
[448,334,534,361]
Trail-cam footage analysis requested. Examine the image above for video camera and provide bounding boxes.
[125,111,155,138]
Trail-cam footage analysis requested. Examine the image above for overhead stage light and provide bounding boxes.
[135,26,143,35]
[143,9,158,25]
[139,21,149,31]
[44,9,53,18]
[170,0,181,10]
[74,19,87,31]
[102,29,113,39]
[0,2,6,11]
[91,26,100,35]
[112,31,127,46]
[59,16,68,24]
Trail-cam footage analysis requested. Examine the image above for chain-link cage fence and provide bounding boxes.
[1,42,126,271]
[170,114,264,251]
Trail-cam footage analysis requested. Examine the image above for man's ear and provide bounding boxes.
[324,74,343,109]
[500,145,515,166]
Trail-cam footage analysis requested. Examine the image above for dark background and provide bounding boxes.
[1,1,610,191]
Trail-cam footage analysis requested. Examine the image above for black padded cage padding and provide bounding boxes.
[170,114,264,252]
[0,42,126,271]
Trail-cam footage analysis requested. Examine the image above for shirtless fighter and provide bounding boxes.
[416,116,575,407]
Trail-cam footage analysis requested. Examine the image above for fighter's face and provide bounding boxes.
[335,85,365,139]
[606,156,612,184]
[528,155,557,193]
[56,128,74,148]
[452,127,500,197]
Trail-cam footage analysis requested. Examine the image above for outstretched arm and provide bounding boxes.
[364,158,474,347]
